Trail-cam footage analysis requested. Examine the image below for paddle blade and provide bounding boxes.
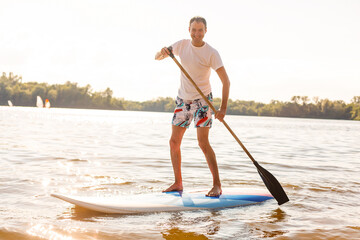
[253,161,289,205]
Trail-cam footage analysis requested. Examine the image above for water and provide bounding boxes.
[1,106,360,240]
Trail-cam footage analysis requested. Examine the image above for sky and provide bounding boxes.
[1,0,359,103]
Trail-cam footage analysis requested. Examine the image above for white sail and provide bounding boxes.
[8,100,13,107]
[45,99,51,108]
[36,96,44,108]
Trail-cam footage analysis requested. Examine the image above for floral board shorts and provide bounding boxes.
[172,93,213,128]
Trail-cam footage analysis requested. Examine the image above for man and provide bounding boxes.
[155,16,230,197]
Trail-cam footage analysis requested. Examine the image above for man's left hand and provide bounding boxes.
[215,108,226,122]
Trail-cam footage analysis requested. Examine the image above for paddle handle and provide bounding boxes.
[167,47,256,163]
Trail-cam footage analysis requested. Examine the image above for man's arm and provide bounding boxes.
[215,66,230,122]
[155,47,171,60]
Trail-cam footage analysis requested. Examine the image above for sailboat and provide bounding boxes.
[45,99,51,108]
[8,100,14,107]
[36,96,44,108]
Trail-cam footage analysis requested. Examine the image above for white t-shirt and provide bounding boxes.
[171,39,223,100]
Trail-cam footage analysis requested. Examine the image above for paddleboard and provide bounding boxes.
[51,188,273,214]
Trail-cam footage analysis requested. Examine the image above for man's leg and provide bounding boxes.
[163,125,187,192]
[197,127,222,197]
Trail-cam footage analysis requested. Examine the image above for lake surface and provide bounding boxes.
[1,106,359,240]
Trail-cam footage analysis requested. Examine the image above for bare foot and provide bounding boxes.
[206,185,222,197]
[162,183,183,192]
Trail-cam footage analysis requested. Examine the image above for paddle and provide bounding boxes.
[166,47,289,205]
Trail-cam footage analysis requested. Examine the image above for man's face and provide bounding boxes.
[189,21,207,44]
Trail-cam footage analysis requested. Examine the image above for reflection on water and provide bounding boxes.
[269,208,287,223]
[27,224,72,240]
[246,208,289,239]
[65,206,108,222]
[162,228,209,240]
[161,212,213,240]
[26,223,123,240]
[162,211,221,239]
[1,107,360,239]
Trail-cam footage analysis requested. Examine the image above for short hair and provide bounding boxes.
[189,16,207,28]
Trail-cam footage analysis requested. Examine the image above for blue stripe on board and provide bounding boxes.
[163,192,273,208]
[186,199,255,208]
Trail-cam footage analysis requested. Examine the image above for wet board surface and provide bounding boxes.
[51,188,274,214]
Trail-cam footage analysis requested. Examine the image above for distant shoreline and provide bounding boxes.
[2,105,360,123]
[1,74,359,121]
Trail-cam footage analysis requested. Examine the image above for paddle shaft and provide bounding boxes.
[169,53,256,164]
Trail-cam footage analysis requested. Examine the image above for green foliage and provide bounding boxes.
[350,96,360,120]
[0,74,125,110]
[1,74,359,120]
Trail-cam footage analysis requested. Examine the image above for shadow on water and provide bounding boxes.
[59,206,117,222]
[247,208,289,239]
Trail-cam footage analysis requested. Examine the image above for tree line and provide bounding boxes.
[1,73,359,120]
